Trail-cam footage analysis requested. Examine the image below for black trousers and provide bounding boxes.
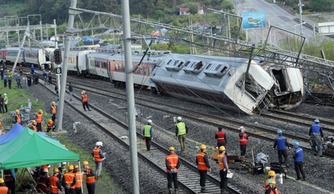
[37,122,42,132]
[86,183,95,194]
[167,172,178,189]
[8,80,11,89]
[240,144,247,156]
[75,187,82,194]
[199,170,207,188]
[220,169,228,190]
[52,114,56,122]
[145,137,152,151]
[0,104,3,113]
[277,150,288,164]
[5,180,15,194]
[294,161,306,179]
[82,102,90,111]
[4,104,7,112]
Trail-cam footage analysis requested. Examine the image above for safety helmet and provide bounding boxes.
[83,161,89,165]
[293,141,299,146]
[0,178,4,183]
[277,129,282,134]
[53,168,59,173]
[177,116,182,121]
[52,101,56,105]
[62,162,67,165]
[82,90,86,94]
[219,146,226,152]
[268,170,276,177]
[74,165,79,169]
[4,93,6,96]
[38,109,43,113]
[199,144,206,150]
[48,119,52,122]
[15,109,20,113]
[43,169,49,173]
[268,178,276,184]
[68,165,74,170]
[147,119,152,124]
[239,126,245,132]
[32,120,36,123]
[314,118,320,123]
[169,146,175,151]
[96,141,103,147]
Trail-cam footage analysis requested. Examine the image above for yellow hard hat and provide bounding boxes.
[68,165,74,170]
[200,144,206,150]
[0,178,4,183]
[32,120,36,123]
[268,170,276,177]
[48,119,52,122]
[219,146,226,151]
[54,168,59,173]
[83,161,89,165]
[16,109,20,113]
[74,165,79,169]
[52,101,56,105]
[169,146,175,151]
[38,109,43,113]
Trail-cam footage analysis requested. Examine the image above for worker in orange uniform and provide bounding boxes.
[29,120,37,132]
[14,109,21,124]
[265,170,276,192]
[265,179,279,194]
[196,144,211,193]
[81,90,91,111]
[215,127,227,149]
[82,161,96,194]
[92,141,106,178]
[36,109,43,132]
[49,168,62,194]
[73,165,83,194]
[175,116,188,152]
[36,169,50,193]
[47,119,55,133]
[0,178,8,194]
[166,146,181,194]
[217,146,229,194]
[62,165,76,194]
[51,101,57,123]
[238,126,248,157]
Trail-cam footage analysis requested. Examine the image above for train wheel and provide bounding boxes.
[151,88,158,95]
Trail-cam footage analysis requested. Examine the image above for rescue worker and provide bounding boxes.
[4,169,16,194]
[143,119,154,151]
[68,82,73,101]
[47,119,55,133]
[14,109,21,124]
[3,93,8,112]
[49,168,62,194]
[309,119,324,157]
[265,171,276,192]
[239,126,248,157]
[51,101,57,123]
[81,90,91,111]
[196,144,211,193]
[166,146,181,194]
[273,129,290,166]
[215,126,227,148]
[0,178,8,194]
[83,161,96,194]
[292,141,306,181]
[265,179,279,194]
[36,109,43,132]
[36,169,50,193]
[62,165,77,194]
[29,120,37,132]
[92,141,106,178]
[58,162,68,180]
[175,116,188,152]
[217,146,229,194]
[0,94,4,113]
[73,165,83,194]
[7,70,12,89]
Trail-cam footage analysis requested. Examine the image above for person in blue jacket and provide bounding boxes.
[309,118,324,157]
[273,129,290,166]
[292,141,306,181]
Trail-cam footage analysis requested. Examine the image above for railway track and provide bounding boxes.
[63,79,334,159]
[42,81,242,194]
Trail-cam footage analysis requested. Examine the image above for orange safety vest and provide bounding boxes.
[49,175,59,194]
[217,153,228,170]
[30,124,37,132]
[51,105,57,115]
[74,171,83,188]
[0,186,8,193]
[86,168,95,184]
[0,121,2,128]
[93,148,103,162]
[196,152,209,171]
[15,114,21,124]
[63,172,75,186]
[47,120,54,128]
[166,153,179,173]
[36,113,43,123]
[82,94,88,103]
[239,132,248,145]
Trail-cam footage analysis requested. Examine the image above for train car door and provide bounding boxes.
[107,60,113,83]
[76,55,80,75]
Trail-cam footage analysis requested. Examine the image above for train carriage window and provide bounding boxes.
[184,61,191,67]
[167,59,173,65]
[194,61,203,70]
[206,63,212,69]
[215,65,222,71]
[220,66,228,74]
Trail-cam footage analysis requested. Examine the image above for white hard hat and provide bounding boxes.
[147,119,152,124]
[96,141,103,146]
[239,126,245,132]
[4,93,6,96]
[177,116,182,121]
[43,169,49,173]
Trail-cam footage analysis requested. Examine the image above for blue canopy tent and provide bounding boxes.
[0,123,24,145]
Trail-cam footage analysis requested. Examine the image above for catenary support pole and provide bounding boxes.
[121,0,140,193]
[56,0,76,132]
[11,26,29,74]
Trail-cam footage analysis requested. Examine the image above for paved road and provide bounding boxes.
[232,0,315,44]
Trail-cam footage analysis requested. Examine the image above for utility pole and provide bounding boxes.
[121,0,140,193]
[298,0,304,36]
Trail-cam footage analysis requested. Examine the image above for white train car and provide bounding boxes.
[67,49,96,75]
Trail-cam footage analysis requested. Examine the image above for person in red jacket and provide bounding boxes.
[47,119,55,133]
[50,101,57,123]
[81,91,91,111]
[239,126,248,157]
[83,161,96,194]
[215,126,227,148]
[36,109,43,132]
[14,109,21,124]
[49,168,62,194]
[196,144,211,193]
